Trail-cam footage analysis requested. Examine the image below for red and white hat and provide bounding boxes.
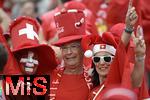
[9,16,58,74]
[53,9,87,46]
[64,1,98,36]
[82,32,117,58]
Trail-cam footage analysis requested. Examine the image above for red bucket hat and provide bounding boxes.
[53,9,87,46]
[9,16,58,74]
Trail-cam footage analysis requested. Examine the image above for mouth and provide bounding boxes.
[25,67,34,72]
[98,65,109,70]
[26,63,34,67]
[24,62,35,73]
[66,56,76,60]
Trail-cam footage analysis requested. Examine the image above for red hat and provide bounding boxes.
[64,1,86,10]
[9,16,58,73]
[64,1,98,36]
[110,23,125,38]
[82,32,117,58]
[53,9,87,46]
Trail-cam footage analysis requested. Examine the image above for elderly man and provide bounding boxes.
[50,9,92,100]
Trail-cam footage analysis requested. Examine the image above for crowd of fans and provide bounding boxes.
[0,0,150,100]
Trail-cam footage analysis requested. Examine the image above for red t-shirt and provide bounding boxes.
[56,73,89,100]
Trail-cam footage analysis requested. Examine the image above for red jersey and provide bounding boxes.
[50,67,92,100]
[56,74,89,100]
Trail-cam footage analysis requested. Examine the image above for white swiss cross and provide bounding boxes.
[19,23,39,40]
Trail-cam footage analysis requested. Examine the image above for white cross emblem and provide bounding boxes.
[19,23,39,40]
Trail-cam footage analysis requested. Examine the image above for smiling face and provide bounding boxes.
[93,51,114,77]
[18,51,39,75]
[60,41,84,69]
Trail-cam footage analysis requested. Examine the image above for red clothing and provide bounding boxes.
[56,74,89,100]
[141,0,150,71]
[41,7,60,41]
[82,0,103,18]
[88,40,149,99]
[50,67,91,100]
[88,41,130,100]
[0,26,21,75]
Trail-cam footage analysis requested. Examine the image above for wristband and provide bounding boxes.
[124,27,134,34]
[135,55,145,62]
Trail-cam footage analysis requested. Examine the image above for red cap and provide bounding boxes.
[64,1,86,10]
[110,23,125,38]
[53,9,87,46]
[9,16,58,73]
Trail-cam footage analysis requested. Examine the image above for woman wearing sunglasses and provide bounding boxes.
[82,32,121,100]
[82,0,148,99]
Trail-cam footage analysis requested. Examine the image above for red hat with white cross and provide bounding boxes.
[9,16,58,73]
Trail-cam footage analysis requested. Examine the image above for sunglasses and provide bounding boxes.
[92,56,114,63]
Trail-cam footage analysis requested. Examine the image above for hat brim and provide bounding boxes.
[52,35,87,46]
[12,44,58,74]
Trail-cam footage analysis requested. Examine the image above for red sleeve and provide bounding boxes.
[105,40,132,88]
[138,76,150,99]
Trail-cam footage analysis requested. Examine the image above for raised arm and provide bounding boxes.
[131,26,146,87]
[121,0,138,46]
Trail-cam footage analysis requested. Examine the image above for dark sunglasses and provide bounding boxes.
[92,56,114,63]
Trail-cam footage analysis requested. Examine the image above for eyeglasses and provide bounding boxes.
[61,44,81,52]
[92,55,114,63]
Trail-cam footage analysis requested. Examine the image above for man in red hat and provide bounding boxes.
[49,9,92,100]
[8,16,58,75]
[4,16,58,100]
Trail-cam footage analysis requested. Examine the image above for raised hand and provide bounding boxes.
[125,0,138,30]
[133,25,146,57]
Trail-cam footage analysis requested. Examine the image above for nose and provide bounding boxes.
[99,59,105,65]
[28,58,33,63]
[66,47,73,54]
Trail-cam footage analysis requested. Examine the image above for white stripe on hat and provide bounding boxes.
[93,44,116,55]
[54,12,61,16]
[67,9,78,13]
